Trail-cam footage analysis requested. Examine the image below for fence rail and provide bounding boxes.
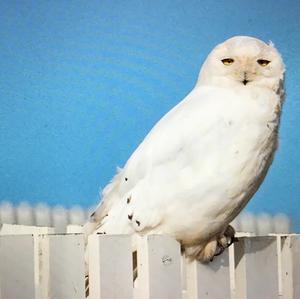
[0,224,299,299]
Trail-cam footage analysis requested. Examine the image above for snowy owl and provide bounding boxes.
[84,36,285,262]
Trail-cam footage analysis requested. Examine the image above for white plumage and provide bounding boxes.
[84,36,285,261]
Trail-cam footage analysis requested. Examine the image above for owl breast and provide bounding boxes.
[155,86,281,244]
[90,86,282,245]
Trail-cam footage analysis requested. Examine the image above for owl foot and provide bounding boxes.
[184,225,237,262]
[184,239,218,263]
[214,225,237,257]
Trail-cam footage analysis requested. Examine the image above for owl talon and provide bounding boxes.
[214,245,225,257]
[213,225,236,257]
[228,236,239,247]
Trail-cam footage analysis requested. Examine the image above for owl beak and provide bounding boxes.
[242,72,250,85]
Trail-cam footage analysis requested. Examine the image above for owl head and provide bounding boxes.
[197,36,285,92]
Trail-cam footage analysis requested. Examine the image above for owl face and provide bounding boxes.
[198,36,285,91]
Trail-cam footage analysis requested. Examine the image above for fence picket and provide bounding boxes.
[290,235,300,298]
[66,224,84,233]
[0,227,298,299]
[0,235,36,298]
[0,202,291,234]
[35,203,52,227]
[185,249,231,299]
[69,206,86,225]
[52,206,69,233]
[88,234,133,299]
[280,234,300,298]
[135,235,182,299]
[40,234,85,299]
[16,202,34,226]
[0,224,55,298]
[0,201,16,224]
[233,236,278,299]
[273,214,290,234]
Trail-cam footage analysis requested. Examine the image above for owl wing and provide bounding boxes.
[85,86,228,235]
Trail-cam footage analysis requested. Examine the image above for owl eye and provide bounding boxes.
[221,58,234,65]
[257,59,271,67]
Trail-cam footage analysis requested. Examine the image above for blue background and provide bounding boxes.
[0,1,299,230]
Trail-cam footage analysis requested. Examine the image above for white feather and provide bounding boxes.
[84,36,285,252]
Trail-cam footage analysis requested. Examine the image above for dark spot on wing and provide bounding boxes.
[128,214,133,220]
[125,177,128,181]
[136,220,140,226]
[127,196,131,204]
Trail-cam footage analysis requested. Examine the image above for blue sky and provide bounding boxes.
[0,1,299,230]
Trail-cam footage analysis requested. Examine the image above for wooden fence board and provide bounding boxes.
[0,235,36,299]
[88,234,133,299]
[186,249,231,299]
[0,230,298,299]
[280,234,300,299]
[135,235,182,299]
[233,236,278,299]
[40,234,85,299]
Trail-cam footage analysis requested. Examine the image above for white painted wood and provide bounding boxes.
[229,244,236,297]
[69,206,86,225]
[0,224,55,297]
[0,223,55,298]
[239,213,256,234]
[88,234,133,299]
[256,213,273,236]
[279,234,300,299]
[16,202,34,225]
[52,205,69,233]
[273,214,290,233]
[66,224,84,233]
[290,235,300,298]
[35,203,52,227]
[0,223,54,235]
[39,235,51,299]
[40,234,85,299]
[181,255,187,299]
[0,201,16,224]
[135,235,181,299]
[0,232,298,298]
[1,201,290,233]
[185,249,230,299]
[235,232,255,238]
[0,235,36,298]
[274,234,284,297]
[233,236,278,299]
[34,229,55,299]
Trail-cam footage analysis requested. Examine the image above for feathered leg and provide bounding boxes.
[184,225,237,262]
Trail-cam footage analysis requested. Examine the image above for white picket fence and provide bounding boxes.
[0,201,292,234]
[0,224,299,299]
